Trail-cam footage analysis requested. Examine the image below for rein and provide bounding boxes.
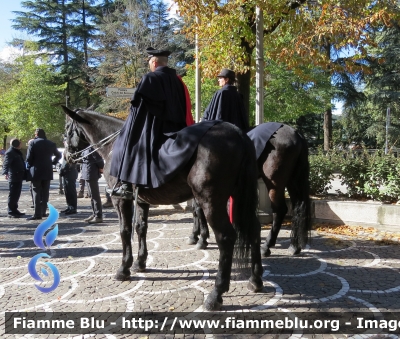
[68,129,121,163]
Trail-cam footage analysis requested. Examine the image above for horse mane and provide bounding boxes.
[75,109,124,130]
[77,108,124,122]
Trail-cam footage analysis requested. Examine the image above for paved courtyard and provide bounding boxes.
[1,175,400,338]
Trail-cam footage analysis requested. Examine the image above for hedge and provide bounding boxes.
[309,149,400,203]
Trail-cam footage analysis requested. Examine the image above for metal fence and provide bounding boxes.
[309,148,400,158]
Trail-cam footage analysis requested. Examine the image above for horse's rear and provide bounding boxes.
[259,124,311,256]
[187,122,263,310]
[133,122,263,310]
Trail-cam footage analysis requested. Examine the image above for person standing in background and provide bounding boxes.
[81,147,104,224]
[26,128,61,220]
[77,170,87,198]
[27,138,35,208]
[102,188,113,208]
[59,146,78,215]
[58,175,64,195]
[2,139,26,218]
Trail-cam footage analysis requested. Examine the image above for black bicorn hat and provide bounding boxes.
[146,47,171,57]
[217,68,236,80]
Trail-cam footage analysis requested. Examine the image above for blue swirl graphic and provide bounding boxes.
[28,203,61,293]
[28,253,60,293]
[33,204,59,250]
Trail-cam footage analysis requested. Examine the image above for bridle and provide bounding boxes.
[65,119,121,163]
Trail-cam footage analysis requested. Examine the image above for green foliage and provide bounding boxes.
[310,150,400,203]
[262,61,332,123]
[91,0,192,116]
[360,23,400,148]
[363,152,400,202]
[290,113,324,149]
[337,151,371,199]
[0,57,66,141]
[308,149,335,195]
[184,68,219,119]
[12,0,105,108]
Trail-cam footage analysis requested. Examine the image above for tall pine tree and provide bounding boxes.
[12,0,108,108]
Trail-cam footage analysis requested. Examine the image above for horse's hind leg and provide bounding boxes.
[248,214,264,292]
[133,202,150,272]
[188,199,209,249]
[261,183,288,257]
[197,210,210,250]
[286,182,309,256]
[115,198,134,280]
[201,202,236,311]
[188,199,200,244]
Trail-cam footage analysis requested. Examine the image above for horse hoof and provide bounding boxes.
[247,277,264,292]
[262,248,271,257]
[288,245,301,256]
[132,261,146,272]
[204,291,223,311]
[196,241,208,250]
[115,270,130,281]
[187,237,198,245]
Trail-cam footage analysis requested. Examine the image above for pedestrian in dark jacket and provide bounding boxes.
[26,128,61,220]
[27,138,35,208]
[202,68,249,131]
[81,147,104,223]
[59,147,78,215]
[2,139,26,218]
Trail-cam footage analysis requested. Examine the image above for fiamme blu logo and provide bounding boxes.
[27,203,60,293]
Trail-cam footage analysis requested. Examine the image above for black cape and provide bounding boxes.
[110,66,214,188]
[247,122,284,159]
[202,85,249,131]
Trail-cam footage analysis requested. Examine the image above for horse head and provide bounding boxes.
[61,105,123,164]
[62,106,91,163]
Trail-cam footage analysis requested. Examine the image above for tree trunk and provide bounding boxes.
[323,42,332,151]
[237,36,254,125]
[323,107,332,151]
[236,70,251,123]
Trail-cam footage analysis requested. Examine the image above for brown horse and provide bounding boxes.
[62,106,263,311]
[189,123,311,257]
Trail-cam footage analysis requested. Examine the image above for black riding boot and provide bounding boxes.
[108,181,134,200]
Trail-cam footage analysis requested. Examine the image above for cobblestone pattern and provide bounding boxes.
[1,178,400,338]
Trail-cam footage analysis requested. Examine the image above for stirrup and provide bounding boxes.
[107,182,133,200]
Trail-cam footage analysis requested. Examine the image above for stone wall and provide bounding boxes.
[258,179,400,232]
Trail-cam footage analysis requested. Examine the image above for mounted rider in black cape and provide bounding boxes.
[109,47,194,199]
[202,68,249,132]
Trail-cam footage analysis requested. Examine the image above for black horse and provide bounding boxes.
[62,106,263,311]
[189,123,311,257]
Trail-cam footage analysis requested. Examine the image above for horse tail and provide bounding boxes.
[290,132,312,249]
[232,131,260,268]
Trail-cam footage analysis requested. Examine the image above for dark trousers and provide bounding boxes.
[8,181,23,214]
[31,180,51,217]
[105,186,112,202]
[29,183,34,205]
[79,178,85,193]
[63,175,77,210]
[86,180,102,218]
